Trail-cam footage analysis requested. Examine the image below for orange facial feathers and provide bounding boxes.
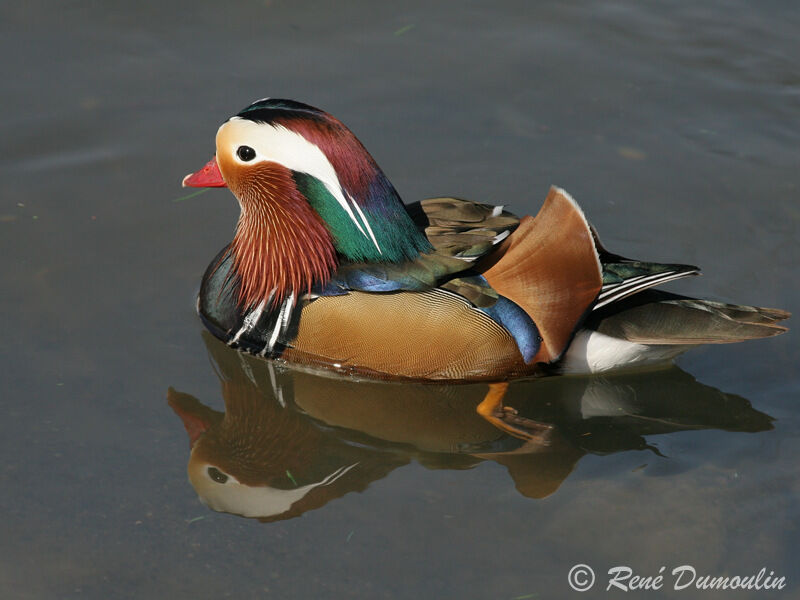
[221,159,338,309]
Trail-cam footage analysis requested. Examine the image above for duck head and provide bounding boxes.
[168,386,368,522]
[183,98,432,309]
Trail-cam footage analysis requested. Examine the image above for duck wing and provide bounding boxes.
[478,187,603,364]
[411,196,520,261]
[589,224,701,309]
[321,197,519,297]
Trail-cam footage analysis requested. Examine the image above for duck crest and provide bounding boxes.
[236,99,432,264]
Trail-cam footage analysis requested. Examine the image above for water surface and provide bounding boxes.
[1,1,798,598]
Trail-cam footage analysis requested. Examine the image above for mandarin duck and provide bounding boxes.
[183,99,789,390]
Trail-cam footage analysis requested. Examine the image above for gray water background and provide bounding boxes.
[1,1,798,598]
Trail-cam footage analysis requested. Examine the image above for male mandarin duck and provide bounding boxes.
[183,98,789,387]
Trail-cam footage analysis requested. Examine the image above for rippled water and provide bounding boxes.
[2,1,798,598]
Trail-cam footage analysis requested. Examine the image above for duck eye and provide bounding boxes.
[236,145,256,162]
[207,466,229,484]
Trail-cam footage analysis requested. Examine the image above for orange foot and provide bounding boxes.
[476,382,553,443]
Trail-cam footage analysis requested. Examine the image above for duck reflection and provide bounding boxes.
[168,333,773,522]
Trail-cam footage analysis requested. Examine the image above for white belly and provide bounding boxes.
[561,329,692,374]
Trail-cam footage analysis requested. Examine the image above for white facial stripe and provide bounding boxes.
[191,462,359,518]
[220,118,377,248]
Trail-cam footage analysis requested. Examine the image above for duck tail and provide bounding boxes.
[590,290,790,345]
[480,187,603,363]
